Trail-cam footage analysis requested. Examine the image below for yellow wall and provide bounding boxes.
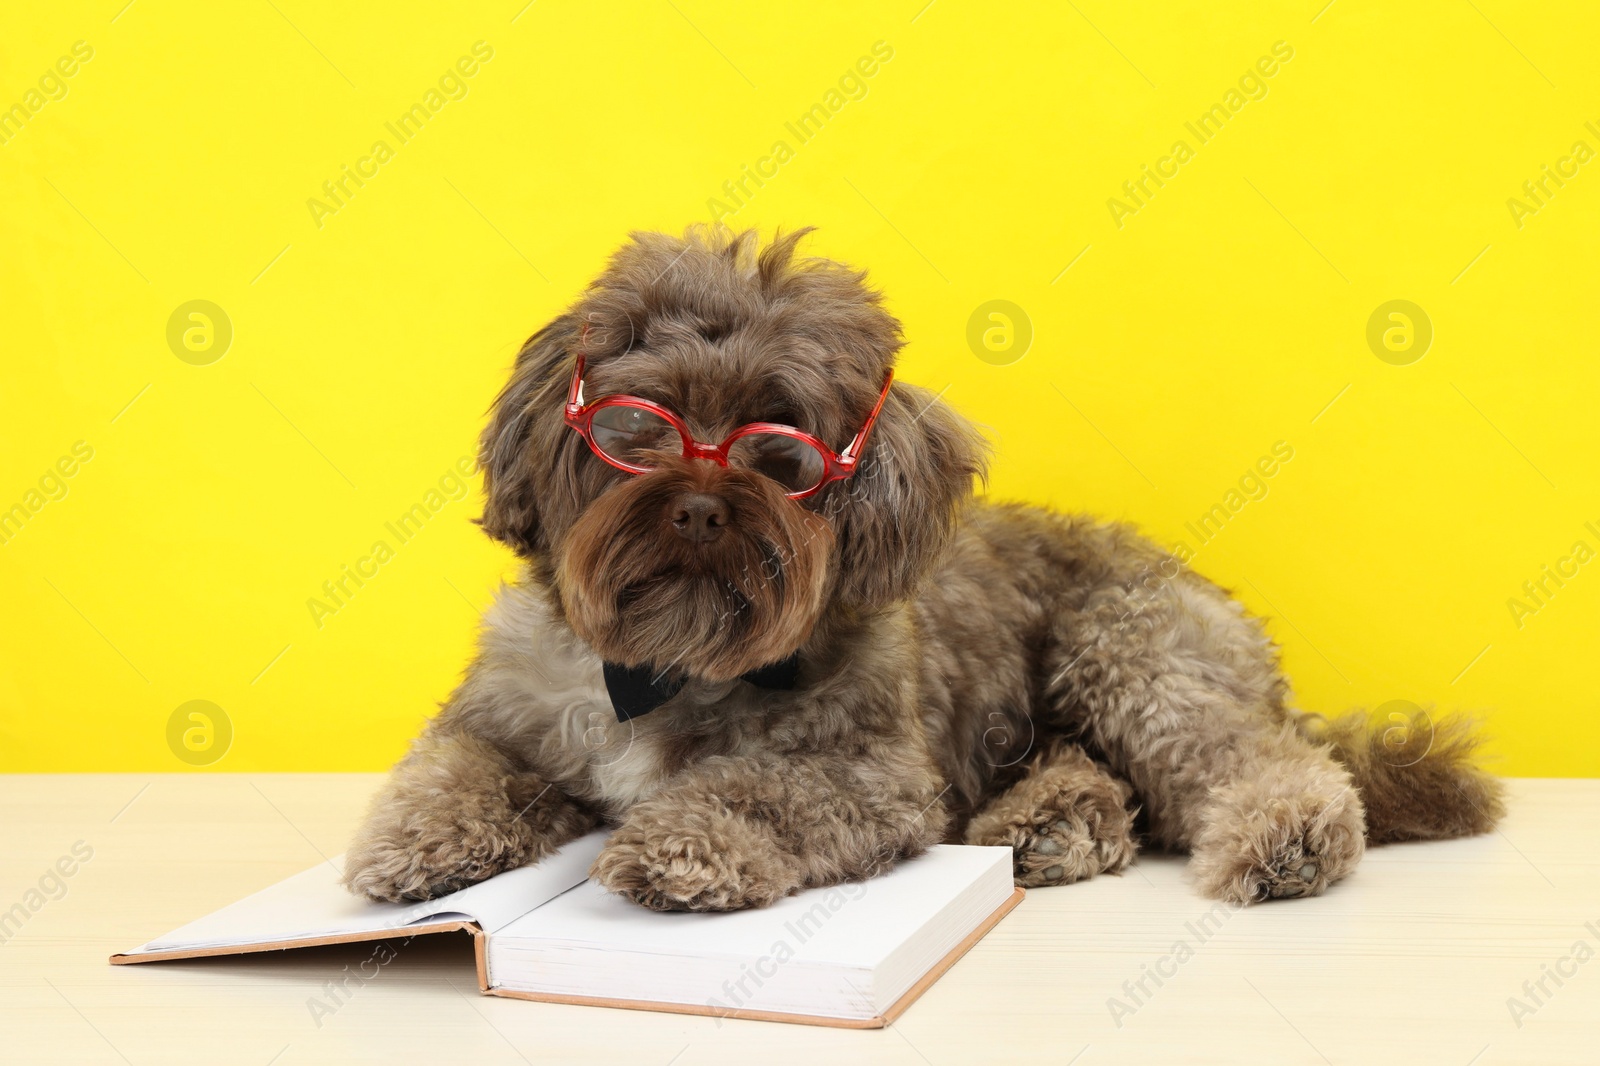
[3,1,1597,775]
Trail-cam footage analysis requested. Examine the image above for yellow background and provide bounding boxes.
[3,1,1597,775]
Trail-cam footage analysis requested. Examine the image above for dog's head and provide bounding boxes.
[479,228,985,681]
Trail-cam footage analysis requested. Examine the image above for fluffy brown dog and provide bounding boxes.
[343,228,1504,910]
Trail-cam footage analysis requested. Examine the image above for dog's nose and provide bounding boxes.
[668,492,730,544]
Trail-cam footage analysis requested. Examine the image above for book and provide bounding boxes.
[111,833,1023,1028]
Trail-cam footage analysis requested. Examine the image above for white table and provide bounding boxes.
[3,775,1595,1064]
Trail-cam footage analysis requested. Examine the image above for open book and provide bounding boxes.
[112,833,1023,1028]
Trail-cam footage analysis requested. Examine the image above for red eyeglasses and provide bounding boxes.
[563,353,893,500]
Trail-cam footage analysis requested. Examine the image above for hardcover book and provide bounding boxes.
[112,833,1023,1028]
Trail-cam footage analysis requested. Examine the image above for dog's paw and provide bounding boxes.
[590,809,802,912]
[1190,789,1366,904]
[1011,809,1137,889]
[976,797,1138,889]
[343,810,538,903]
[964,750,1138,888]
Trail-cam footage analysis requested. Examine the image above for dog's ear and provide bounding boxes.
[478,315,579,556]
[825,382,988,610]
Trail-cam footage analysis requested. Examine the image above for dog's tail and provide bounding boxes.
[1294,707,1506,844]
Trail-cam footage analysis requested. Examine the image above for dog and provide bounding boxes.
[343,227,1504,910]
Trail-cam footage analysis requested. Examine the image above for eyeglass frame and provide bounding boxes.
[562,346,894,501]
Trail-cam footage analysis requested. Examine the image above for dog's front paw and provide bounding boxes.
[590,808,802,912]
[1190,788,1366,904]
[344,808,538,903]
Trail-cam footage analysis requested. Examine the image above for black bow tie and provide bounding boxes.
[601,653,801,722]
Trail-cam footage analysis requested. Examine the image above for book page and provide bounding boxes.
[122,831,608,955]
[493,844,1011,968]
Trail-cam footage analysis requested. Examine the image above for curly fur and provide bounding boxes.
[344,226,1504,910]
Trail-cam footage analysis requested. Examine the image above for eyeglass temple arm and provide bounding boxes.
[567,353,587,410]
[840,371,895,463]
[568,323,599,410]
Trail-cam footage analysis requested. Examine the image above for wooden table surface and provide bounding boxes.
[2,774,1596,1065]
